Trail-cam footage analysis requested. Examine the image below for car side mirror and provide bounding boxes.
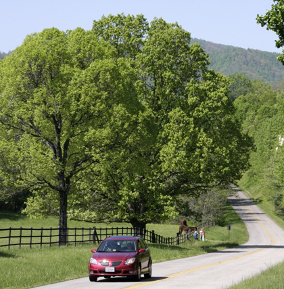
[139,249,146,253]
[91,249,97,253]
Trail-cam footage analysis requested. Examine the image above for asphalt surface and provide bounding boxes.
[32,187,284,289]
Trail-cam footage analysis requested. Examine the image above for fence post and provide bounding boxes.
[40,227,43,248]
[151,230,156,243]
[176,233,179,245]
[57,227,60,246]
[93,227,99,243]
[29,227,33,249]
[81,227,84,246]
[8,227,11,249]
[74,227,77,247]
[19,227,22,249]
[49,227,52,247]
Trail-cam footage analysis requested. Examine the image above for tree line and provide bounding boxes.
[0,14,254,244]
[232,1,284,220]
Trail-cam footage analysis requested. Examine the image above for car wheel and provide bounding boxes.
[134,264,141,281]
[144,261,152,278]
[89,275,97,282]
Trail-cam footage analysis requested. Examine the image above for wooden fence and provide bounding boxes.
[0,221,215,249]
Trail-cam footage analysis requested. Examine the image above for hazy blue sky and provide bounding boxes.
[0,0,282,53]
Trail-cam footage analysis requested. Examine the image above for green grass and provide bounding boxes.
[0,204,248,289]
[230,262,284,289]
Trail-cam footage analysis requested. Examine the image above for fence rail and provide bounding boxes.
[0,221,215,249]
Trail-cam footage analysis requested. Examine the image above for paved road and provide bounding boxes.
[33,187,284,289]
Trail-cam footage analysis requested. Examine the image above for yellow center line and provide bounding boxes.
[124,196,275,289]
[244,205,275,246]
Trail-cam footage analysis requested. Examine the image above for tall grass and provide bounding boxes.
[0,204,247,289]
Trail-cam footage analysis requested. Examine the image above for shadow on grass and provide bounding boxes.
[200,242,239,253]
[0,211,23,221]
[149,243,190,252]
[0,250,17,258]
[149,241,241,254]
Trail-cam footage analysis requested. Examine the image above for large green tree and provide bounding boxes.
[0,14,253,234]
[0,27,142,243]
[71,14,253,230]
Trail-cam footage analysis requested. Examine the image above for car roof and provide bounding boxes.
[104,235,141,241]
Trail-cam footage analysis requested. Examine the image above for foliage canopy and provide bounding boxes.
[0,14,253,236]
[257,0,284,64]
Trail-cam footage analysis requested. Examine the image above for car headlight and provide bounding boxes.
[125,257,135,265]
[90,258,98,265]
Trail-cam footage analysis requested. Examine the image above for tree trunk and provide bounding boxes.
[59,189,68,245]
[130,218,146,237]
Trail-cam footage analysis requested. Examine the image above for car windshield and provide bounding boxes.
[97,240,136,252]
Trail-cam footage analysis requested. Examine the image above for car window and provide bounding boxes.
[120,240,136,251]
[97,241,120,252]
[98,240,137,252]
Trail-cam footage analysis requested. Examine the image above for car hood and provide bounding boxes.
[92,252,137,260]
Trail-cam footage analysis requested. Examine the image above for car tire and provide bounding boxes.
[144,261,152,278]
[89,275,97,282]
[134,264,141,281]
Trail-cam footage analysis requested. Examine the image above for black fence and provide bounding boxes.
[0,221,215,249]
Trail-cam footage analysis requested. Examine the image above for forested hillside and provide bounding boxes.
[232,75,284,220]
[0,52,8,59]
[192,38,284,85]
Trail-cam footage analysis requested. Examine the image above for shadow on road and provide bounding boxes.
[212,244,284,253]
[96,276,168,282]
[228,197,262,207]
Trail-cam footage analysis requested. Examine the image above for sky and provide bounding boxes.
[0,0,282,54]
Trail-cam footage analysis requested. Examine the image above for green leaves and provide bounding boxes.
[0,27,143,230]
[0,14,253,231]
[257,0,284,63]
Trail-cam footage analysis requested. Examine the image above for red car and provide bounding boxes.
[88,235,152,282]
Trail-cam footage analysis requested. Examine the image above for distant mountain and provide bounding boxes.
[192,38,284,85]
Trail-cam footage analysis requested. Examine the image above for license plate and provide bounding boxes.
[105,267,115,272]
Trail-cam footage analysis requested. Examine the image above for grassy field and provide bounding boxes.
[0,203,248,289]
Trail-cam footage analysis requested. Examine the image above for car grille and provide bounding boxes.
[111,261,122,266]
[99,260,122,266]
